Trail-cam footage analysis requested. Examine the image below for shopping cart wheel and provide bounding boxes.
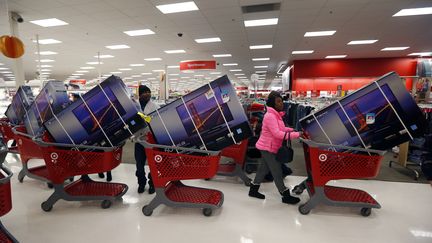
[203,208,212,217]
[47,183,54,189]
[101,200,112,209]
[360,208,371,217]
[298,204,310,215]
[41,202,53,212]
[142,206,153,216]
[292,185,304,195]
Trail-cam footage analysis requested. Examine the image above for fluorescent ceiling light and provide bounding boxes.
[234,74,244,76]
[168,66,180,69]
[254,66,268,68]
[76,70,89,73]
[33,39,62,44]
[41,69,51,71]
[169,74,179,76]
[194,75,204,77]
[141,73,152,75]
[223,63,238,66]
[250,44,272,49]
[0,63,3,65]
[144,58,162,61]
[30,18,68,27]
[244,18,278,27]
[119,68,132,71]
[36,59,55,63]
[0,67,8,70]
[41,72,51,75]
[393,7,432,17]
[156,1,199,14]
[195,37,221,43]
[106,45,130,49]
[325,55,347,59]
[110,71,122,74]
[80,67,95,70]
[37,65,52,68]
[165,50,186,54]
[0,71,12,74]
[213,54,231,57]
[230,69,242,72]
[95,55,114,58]
[348,40,378,45]
[255,71,267,73]
[131,75,141,78]
[181,77,190,79]
[72,73,84,76]
[86,61,103,65]
[238,77,247,79]
[292,50,314,54]
[35,51,58,55]
[210,72,221,75]
[252,58,270,61]
[123,29,155,36]
[408,52,432,56]
[304,31,336,37]
[381,47,410,51]
[153,69,165,72]
[129,64,144,67]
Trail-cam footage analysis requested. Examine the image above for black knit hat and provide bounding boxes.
[138,85,151,95]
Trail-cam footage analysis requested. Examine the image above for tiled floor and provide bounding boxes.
[1,155,432,243]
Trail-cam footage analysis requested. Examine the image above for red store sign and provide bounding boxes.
[180,60,216,71]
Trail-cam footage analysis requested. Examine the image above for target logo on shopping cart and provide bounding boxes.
[318,154,327,162]
[50,152,59,164]
[154,155,163,163]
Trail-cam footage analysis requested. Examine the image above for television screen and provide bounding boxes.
[5,86,34,125]
[24,81,69,136]
[44,75,141,146]
[300,72,427,150]
[148,75,252,150]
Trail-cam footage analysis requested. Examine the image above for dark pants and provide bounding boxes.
[135,143,152,186]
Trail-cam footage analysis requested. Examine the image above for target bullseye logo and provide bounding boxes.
[154,155,163,163]
[318,154,327,162]
[50,152,58,164]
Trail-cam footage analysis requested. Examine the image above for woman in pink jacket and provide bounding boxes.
[248,92,301,204]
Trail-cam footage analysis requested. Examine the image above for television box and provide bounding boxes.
[24,81,70,136]
[300,72,427,150]
[44,75,142,146]
[148,75,252,150]
[5,86,34,125]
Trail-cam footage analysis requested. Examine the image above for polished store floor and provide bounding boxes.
[2,154,432,243]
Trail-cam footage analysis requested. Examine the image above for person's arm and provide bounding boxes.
[282,126,294,132]
[265,114,300,140]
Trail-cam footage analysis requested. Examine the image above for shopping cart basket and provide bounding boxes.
[12,126,53,187]
[0,118,18,154]
[138,137,224,217]
[215,139,252,186]
[0,156,19,243]
[293,139,386,217]
[33,134,128,212]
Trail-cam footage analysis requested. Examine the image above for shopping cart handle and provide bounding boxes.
[32,136,122,152]
[136,137,220,156]
[299,138,386,156]
[0,165,13,184]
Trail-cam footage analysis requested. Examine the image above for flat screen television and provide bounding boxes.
[5,86,34,125]
[148,75,252,150]
[23,81,69,136]
[300,72,427,150]
[44,75,142,146]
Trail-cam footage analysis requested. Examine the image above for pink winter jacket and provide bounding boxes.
[255,107,300,154]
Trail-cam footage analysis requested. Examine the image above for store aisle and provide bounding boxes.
[2,155,432,243]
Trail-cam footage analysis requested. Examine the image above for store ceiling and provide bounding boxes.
[0,0,431,90]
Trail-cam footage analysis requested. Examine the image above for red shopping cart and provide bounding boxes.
[0,118,18,154]
[11,126,53,187]
[139,136,224,217]
[216,139,252,186]
[293,139,386,217]
[0,162,19,242]
[32,133,128,211]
